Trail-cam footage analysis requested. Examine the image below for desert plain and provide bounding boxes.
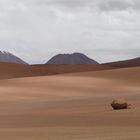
[0,64,139,140]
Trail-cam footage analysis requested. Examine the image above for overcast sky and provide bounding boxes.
[0,0,139,64]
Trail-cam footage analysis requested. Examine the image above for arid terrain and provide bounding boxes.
[0,0,139,139]
[0,62,115,79]
[0,64,139,140]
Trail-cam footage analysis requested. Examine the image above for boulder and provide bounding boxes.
[111,98,130,110]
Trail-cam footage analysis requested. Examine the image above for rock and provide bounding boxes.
[111,98,131,110]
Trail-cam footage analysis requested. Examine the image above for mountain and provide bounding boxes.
[105,57,140,68]
[0,51,27,64]
[46,53,99,64]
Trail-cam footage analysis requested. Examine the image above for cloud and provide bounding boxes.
[99,0,133,11]
[99,0,140,12]
[0,0,139,64]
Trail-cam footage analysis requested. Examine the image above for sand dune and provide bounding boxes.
[0,66,139,139]
[0,62,114,79]
[0,56,139,80]
[105,57,140,68]
[66,66,140,86]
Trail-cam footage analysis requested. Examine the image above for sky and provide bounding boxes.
[0,0,139,64]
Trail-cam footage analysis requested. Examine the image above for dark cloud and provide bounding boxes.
[99,0,132,11]
[99,0,140,12]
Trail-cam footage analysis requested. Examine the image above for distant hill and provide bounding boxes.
[46,53,98,64]
[0,51,27,64]
[105,57,140,68]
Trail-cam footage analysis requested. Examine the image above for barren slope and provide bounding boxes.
[105,57,140,68]
[0,67,139,139]
[0,62,114,79]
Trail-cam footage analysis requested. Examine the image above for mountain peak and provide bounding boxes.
[46,52,98,64]
[0,51,27,64]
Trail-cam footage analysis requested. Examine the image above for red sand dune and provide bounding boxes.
[0,62,114,79]
[105,57,140,68]
[0,56,139,80]
[0,66,139,139]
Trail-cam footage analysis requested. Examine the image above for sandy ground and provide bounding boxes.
[0,67,139,139]
[0,62,114,79]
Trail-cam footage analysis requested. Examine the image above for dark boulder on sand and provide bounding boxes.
[111,98,131,110]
